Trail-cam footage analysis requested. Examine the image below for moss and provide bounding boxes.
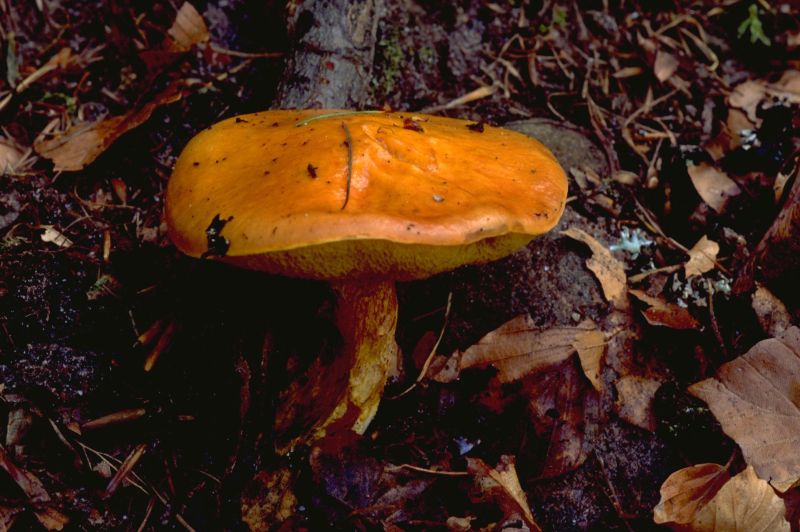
[372,32,405,96]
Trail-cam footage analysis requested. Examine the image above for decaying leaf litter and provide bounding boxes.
[1,1,800,530]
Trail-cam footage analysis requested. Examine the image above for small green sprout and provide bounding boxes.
[737,4,771,46]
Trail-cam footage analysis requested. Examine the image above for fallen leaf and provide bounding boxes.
[685,236,720,277]
[468,456,541,531]
[654,50,680,82]
[689,327,800,492]
[615,375,661,432]
[454,315,605,384]
[629,289,702,330]
[751,285,792,337]
[573,328,605,391]
[729,80,766,123]
[0,445,69,530]
[167,2,209,52]
[35,84,183,171]
[40,226,73,248]
[241,468,297,529]
[687,163,742,214]
[562,228,628,309]
[446,516,474,531]
[526,357,599,478]
[654,463,730,526]
[0,505,22,530]
[693,466,789,531]
[729,70,800,123]
[0,139,23,171]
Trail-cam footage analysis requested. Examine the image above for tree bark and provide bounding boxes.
[273,0,383,109]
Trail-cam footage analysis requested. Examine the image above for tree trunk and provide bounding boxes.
[273,0,383,109]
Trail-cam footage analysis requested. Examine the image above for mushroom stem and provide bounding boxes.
[311,280,398,440]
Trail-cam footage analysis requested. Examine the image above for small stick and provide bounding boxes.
[295,110,381,127]
[390,292,453,399]
[385,463,469,477]
[341,121,353,210]
[104,443,147,497]
[82,408,147,431]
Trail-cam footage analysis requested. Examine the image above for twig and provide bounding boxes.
[209,42,282,59]
[341,121,353,210]
[389,292,453,399]
[385,463,469,477]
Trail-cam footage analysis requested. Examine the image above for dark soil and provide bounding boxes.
[1,0,799,530]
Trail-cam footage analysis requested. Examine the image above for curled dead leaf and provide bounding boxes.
[467,456,541,531]
[729,70,800,124]
[685,236,720,277]
[629,289,701,330]
[687,163,741,214]
[690,327,800,492]
[241,468,297,530]
[453,315,605,385]
[729,80,766,123]
[751,285,792,338]
[693,466,789,531]
[654,463,730,526]
[167,2,209,52]
[654,50,680,82]
[0,139,23,171]
[526,357,598,478]
[35,84,183,171]
[562,227,628,309]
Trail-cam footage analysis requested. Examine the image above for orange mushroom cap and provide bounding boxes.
[165,109,568,280]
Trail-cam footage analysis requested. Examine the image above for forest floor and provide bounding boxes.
[1,1,800,530]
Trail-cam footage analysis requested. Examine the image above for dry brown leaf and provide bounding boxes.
[0,445,69,530]
[729,80,767,123]
[685,236,720,277]
[654,50,680,82]
[167,2,209,52]
[687,163,742,214]
[689,327,800,492]
[562,228,628,309]
[654,463,730,526]
[0,505,23,531]
[35,84,183,171]
[629,289,701,330]
[729,70,800,124]
[615,375,661,432]
[0,140,23,171]
[456,315,604,384]
[40,226,73,248]
[693,466,789,531]
[574,328,605,391]
[468,456,541,531]
[751,285,792,338]
[241,468,297,530]
[526,358,598,478]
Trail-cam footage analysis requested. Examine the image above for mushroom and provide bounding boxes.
[165,109,568,442]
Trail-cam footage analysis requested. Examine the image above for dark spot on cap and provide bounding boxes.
[201,214,233,258]
[192,161,200,166]
[272,122,279,127]
[307,164,318,178]
[403,117,424,133]
[467,122,485,133]
[235,117,249,124]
